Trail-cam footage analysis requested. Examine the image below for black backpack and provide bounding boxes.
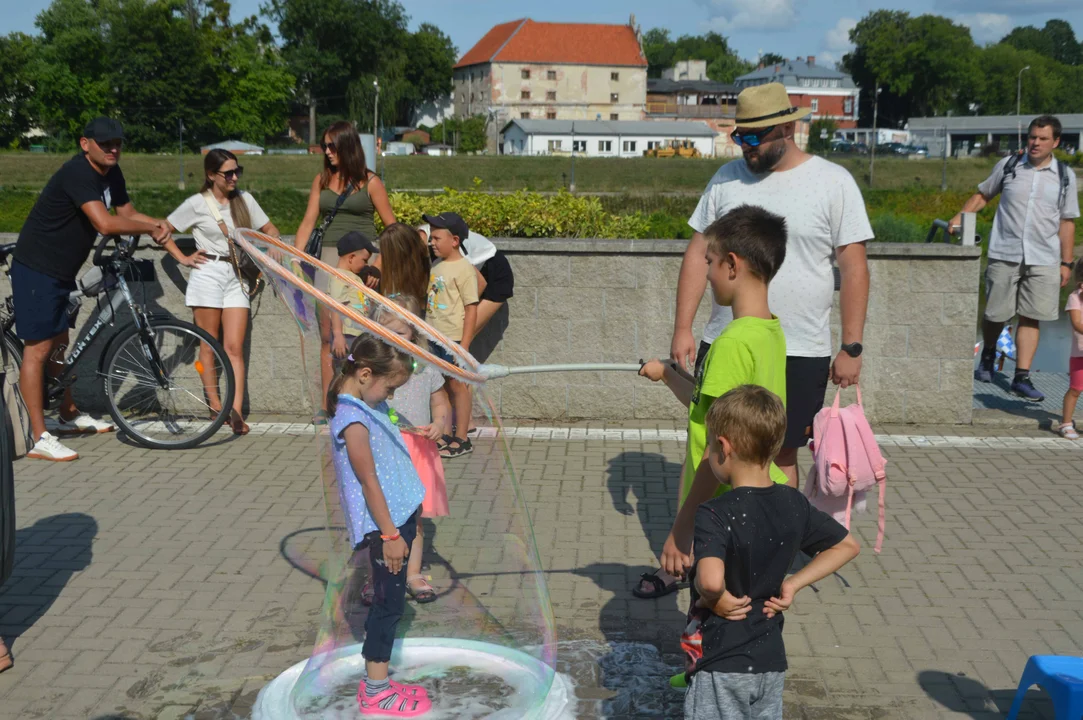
[1003,150,1072,210]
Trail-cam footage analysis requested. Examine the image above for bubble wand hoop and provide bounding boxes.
[233,229,485,384]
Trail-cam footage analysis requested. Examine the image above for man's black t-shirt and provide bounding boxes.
[690,484,848,675]
[14,153,130,282]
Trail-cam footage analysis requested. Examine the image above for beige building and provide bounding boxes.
[453,18,648,152]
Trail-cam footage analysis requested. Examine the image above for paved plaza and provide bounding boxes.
[0,419,1080,719]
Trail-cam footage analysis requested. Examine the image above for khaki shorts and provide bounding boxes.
[983,260,1060,323]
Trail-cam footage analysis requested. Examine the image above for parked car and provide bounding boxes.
[877,142,909,155]
[906,145,929,157]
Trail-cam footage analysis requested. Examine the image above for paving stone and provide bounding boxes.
[0,424,1079,718]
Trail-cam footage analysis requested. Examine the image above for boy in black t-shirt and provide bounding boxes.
[682,385,860,720]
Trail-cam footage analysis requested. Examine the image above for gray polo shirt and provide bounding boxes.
[978,155,1079,266]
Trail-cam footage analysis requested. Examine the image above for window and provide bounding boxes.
[610,113,619,121]
[572,140,586,152]
[647,141,661,150]
[521,69,530,79]
[843,98,853,115]
[546,90,556,101]
[548,139,563,152]
[811,98,819,112]
[546,111,557,119]
[547,70,557,80]
[610,92,619,103]
[622,140,637,153]
[520,111,530,119]
[611,71,620,81]
[521,90,531,100]
[599,140,612,152]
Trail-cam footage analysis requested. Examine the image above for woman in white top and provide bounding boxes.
[162,149,280,435]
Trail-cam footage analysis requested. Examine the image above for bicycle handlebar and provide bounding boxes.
[93,234,141,267]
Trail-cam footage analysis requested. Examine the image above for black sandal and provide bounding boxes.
[437,434,454,452]
[632,570,685,599]
[440,437,473,458]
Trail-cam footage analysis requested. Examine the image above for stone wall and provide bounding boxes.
[0,235,981,423]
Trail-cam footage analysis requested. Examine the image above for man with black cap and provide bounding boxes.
[13,117,173,461]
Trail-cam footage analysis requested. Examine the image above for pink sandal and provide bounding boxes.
[357,683,432,716]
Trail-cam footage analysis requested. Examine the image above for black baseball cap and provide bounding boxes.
[83,117,125,142]
[422,212,469,241]
[337,230,377,257]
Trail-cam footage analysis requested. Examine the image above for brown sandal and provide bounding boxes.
[230,411,250,436]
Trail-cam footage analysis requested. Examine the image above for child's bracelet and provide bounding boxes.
[380,531,401,541]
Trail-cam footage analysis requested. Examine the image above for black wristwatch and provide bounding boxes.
[1062,261,1075,270]
[841,342,863,358]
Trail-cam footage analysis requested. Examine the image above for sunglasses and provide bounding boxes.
[95,139,123,152]
[321,141,337,153]
[730,127,776,148]
[216,167,244,180]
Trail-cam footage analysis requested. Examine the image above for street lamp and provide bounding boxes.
[373,79,380,145]
[570,121,576,192]
[869,84,882,188]
[1016,65,1030,150]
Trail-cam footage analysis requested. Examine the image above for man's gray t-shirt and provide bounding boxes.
[977,155,1080,266]
[688,156,874,358]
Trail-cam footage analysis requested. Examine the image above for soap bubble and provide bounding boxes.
[234,231,567,719]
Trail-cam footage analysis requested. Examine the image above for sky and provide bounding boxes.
[3,0,1082,69]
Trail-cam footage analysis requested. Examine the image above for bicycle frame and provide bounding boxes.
[47,246,169,399]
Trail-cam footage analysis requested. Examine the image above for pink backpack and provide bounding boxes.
[804,385,887,553]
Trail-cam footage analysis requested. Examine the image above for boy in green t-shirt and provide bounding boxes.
[635,204,788,598]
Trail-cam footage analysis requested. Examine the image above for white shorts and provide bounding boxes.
[185,260,250,309]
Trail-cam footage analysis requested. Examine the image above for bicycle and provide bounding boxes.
[0,235,236,450]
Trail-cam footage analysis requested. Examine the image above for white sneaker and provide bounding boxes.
[47,414,115,435]
[27,432,79,462]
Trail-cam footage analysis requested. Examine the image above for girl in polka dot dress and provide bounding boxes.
[327,333,431,716]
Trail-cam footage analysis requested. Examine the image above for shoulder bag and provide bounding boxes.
[305,182,355,258]
[201,192,263,299]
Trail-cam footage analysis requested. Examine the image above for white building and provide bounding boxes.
[500,119,715,158]
[411,96,455,128]
[662,60,708,82]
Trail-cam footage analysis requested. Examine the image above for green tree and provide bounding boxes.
[263,0,410,139]
[844,11,980,124]
[210,34,296,143]
[759,52,787,65]
[1001,19,1081,66]
[707,54,754,83]
[397,23,456,122]
[642,28,675,77]
[0,33,37,148]
[808,118,838,152]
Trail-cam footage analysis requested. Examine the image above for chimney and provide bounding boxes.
[807,55,815,65]
[774,64,780,73]
[757,62,764,70]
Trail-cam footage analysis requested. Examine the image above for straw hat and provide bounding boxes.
[734,83,812,128]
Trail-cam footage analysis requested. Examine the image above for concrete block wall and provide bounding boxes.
[0,235,982,424]
[827,243,982,425]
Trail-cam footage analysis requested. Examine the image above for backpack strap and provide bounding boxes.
[1004,150,1024,181]
[1057,158,1070,210]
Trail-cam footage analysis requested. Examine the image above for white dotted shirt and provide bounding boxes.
[330,394,425,548]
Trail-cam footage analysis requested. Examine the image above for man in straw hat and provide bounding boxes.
[674,83,871,496]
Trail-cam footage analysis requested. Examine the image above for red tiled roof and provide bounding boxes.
[455,19,647,69]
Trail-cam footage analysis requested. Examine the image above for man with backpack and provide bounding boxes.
[951,114,1080,402]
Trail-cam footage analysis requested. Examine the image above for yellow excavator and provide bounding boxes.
[644,139,700,159]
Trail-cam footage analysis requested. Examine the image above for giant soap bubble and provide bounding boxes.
[234,230,569,719]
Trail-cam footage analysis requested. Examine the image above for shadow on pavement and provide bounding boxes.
[0,513,96,650]
[918,669,1053,719]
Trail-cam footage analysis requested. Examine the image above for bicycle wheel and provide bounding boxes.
[101,319,235,450]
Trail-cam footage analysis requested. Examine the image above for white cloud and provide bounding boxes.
[824,17,857,51]
[697,0,802,32]
[955,12,1014,44]
[817,50,844,68]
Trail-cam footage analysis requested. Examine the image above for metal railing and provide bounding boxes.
[925,214,979,246]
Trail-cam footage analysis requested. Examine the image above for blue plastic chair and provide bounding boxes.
[1007,655,1083,720]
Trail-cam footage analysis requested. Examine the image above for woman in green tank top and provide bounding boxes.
[295,121,396,255]
[295,122,396,421]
